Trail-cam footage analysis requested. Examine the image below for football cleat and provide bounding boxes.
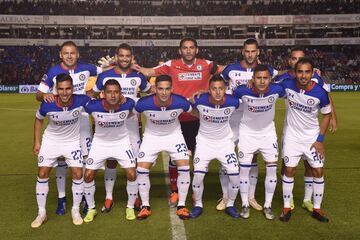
[176,207,190,220]
[137,206,152,220]
[190,206,203,219]
[216,198,227,211]
[249,198,263,211]
[225,206,240,218]
[31,214,47,228]
[279,208,292,222]
[134,197,142,211]
[125,208,136,221]
[71,208,83,225]
[263,207,275,220]
[302,200,314,212]
[101,199,114,213]
[240,206,250,219]
[84,208,97,223]
[312,209,329,222]
[168,192,178,208]
[56,197,66,215]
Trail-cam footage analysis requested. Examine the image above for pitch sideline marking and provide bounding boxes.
[0,107,36,112]
[161,152,187,240]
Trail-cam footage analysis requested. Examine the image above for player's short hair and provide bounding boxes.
[295,57,314,71]
[104,79,121,91]
[116,43,133,54]
[60,41,78,52]
[56,73,73,85]
[179,37,198,48]
[209,74,225,85]
[244,38,259,48]
[253,64,270,75]
[155,75,172,86]
[290,46,305,55]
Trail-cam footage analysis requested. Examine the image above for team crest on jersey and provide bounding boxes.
[38,156,44,163]
[283,156,289,164]
[170,111,178,118]
[72,110,80,117]
[41,74,48,82]
[87,158,94,165]
[307,99,315,105]
[268,96,275,103]
[238,151,244,159]
[130,79,137,86]
[138,152,145,158]
[194,157,200,164]
[79,74,86,81]
[119,112,127,119]
[224,108,231,115]
[196,65,203,71]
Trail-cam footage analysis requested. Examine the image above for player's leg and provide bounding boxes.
[55,158,67,215]
[302,160,314,212]
[83,168,98,223]
[124,167,138,221]
[168,158,179,207]
[136,161,153,220]
[31,166,51,228]
[305,148,328,222]
[216,166,229,211]
[69,166,84,225]
[174,159,191,220]
[102,159,118,213]
[249,154,262,211]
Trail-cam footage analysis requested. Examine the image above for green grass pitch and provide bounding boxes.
[0,92,359,240]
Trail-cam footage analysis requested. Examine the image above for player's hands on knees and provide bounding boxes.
[329,117,337,133]
[98,55,116,68]
[43,93,55,103]
[33,142,41,155]
[311,141,325,158]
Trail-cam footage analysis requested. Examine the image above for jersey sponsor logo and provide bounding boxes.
[288,100,312,113]
[268,96,275,103]
[178,72,202,81]
[98,120,125,128]
[170,111,178,118]
[138,152,145,158]
[130,79,137,86]
[38,156,44,163]
[54,118,79,126]
[202,114,229,123]
[307,98,315,105]
[247,104,273,113]
[119,112,127,119]
[79,74,86,81]
[196,65,203,71]
[87,158,94,165]
[194,157,200,164]
[224,108,231,115]
[72,110,80,117]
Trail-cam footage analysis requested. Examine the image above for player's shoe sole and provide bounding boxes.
[190,206,203,219]
[302,200,314,212]
[56,197,66,215]
[279,208,291,222]
[84,208,97,223]
[216,198,227,211]
[31,214,47,228]
[249,198,262,211]
[101,199,114,213]
[126,208,136,221]
[71,208,83,225]
[137,206,152,220]
[225,206,240,218]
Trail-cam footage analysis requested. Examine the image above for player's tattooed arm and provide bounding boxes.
[33,118,44,155]
[311,113,331,157]
[36,91,55,103]
[328,95,338,133]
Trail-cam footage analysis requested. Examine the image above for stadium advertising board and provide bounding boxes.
[0,85,19,93]
[330,84,360,92]
[19,85,38,94]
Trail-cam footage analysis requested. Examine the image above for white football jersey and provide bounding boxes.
[36,94,90,142]
[135,94,192,136]
[193,93,240,141]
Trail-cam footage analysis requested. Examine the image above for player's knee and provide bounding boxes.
[311,167,323,178]
[71,167,83,180]
[84,170,95,183]
[38,170,50,179]
[106,159,118,168]
[126,169,137,181]
[283,167,296,177]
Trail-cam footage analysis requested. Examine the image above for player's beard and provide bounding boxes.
[118,61,131,71]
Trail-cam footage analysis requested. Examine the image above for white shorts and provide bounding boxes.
[137,133,189,164]
[282,138,324,168]
[80,112,92,157]
[38,139,83,168]
[229,109,242,143]
[237,132,279,164]
[86,138,136,170]
[193,138,239,174]
[126,114,141,156]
